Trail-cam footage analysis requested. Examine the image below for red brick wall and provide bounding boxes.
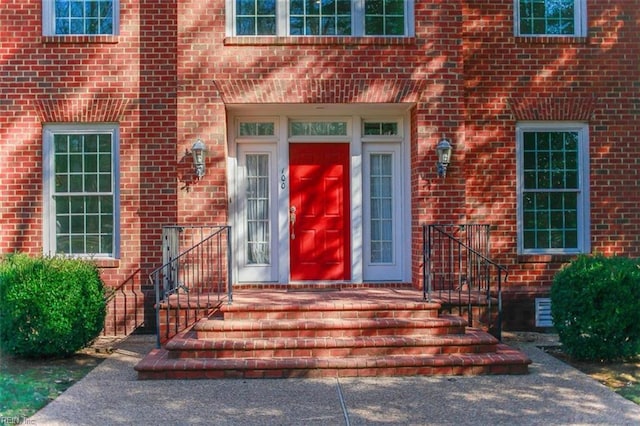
[0,0,179,334]
[3,1,639,333]
[176,0,467,291]
[463,1,640,327]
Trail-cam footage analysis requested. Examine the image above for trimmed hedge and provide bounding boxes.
[0,254,106,358]
[550,254,640,361]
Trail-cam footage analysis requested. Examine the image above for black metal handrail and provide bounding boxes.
[150,225,232,347]
[423,224,507,340]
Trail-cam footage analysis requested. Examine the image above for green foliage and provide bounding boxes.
[0,254,106,358]
[551,254,640,361]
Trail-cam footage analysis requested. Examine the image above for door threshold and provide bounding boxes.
[287,287,341,293]
[287,282,346,292]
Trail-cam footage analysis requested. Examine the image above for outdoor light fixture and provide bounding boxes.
[436,136,453,178]
[191,139,206,179]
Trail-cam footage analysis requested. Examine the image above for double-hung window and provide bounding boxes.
[43,0,119,36]
[43,124,120,258]
[516,123,590,255]
[230,0,414,37]
[515,0,586,36]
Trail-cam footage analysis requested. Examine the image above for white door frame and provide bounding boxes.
[227,104,413,284]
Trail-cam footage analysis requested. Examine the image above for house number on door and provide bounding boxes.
[281,168,286,189]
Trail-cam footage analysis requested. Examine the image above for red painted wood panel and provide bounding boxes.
[289,143,351,280]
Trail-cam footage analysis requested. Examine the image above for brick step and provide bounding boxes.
[139,289,532,380]
[135,344,531,379]
[193,315,468,339]
[221,300,442,320]
[166,329,499,359]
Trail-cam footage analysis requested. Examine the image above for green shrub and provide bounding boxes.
[0,253,106,358]
[551,254,640,361]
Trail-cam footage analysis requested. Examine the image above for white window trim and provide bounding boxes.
[516,121,590,255]
[514,0,587,37]
[225,0,415,37]
[43,123,120,259]
[42,0,120,36]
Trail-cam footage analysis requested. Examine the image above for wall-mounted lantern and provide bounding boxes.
[191,139,206,179]
[436,136,453,178]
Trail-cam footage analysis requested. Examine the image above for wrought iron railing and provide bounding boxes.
[150,225,232,347]
[423,224,507,340]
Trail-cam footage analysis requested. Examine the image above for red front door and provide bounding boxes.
[289,143,351,281]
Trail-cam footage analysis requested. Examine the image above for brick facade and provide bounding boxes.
[463,1,640,326]
[1,1,638,333]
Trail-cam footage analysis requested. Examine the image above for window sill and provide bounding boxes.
[517,254,578,264]
[516,35,588,45]
[41,35,120,44]
[90,258,120,268]
[224,36,416,46]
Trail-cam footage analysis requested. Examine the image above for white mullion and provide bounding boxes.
[353,0,364,36]
[279,0,289,36]
[351,115,363,283]
[278,115,289,283]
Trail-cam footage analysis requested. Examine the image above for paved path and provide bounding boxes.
[29,335,640,425]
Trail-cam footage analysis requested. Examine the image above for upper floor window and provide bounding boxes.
[516,123,590,255]
[515,0,586,36]
[290,0,352,35]
[43,0,119,36]
[230,0,414,37]
[43,124,120,258]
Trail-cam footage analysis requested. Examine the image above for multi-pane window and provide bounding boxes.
[236,0,277,36]
[231,0,413,36]
[369,153,393,263]
[43,0,119,35]
[517,124,589,254]
[290,0,352,35]
[246,154,271,264]
[365,0,405,36]
[516,0,586,36]
[44,124,119,257]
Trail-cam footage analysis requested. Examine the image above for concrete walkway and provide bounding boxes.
[29,335,640,425]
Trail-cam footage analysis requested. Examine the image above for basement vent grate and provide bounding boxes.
[535,298,553,328]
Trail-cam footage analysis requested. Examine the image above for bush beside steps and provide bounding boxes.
[551,253,640,361]
[0,253,107,358]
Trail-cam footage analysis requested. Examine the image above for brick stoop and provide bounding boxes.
[135,289,531,379]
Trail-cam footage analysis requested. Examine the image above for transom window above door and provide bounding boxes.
[229,0,414,37]
[289,120,348,137]
[239,121,276,137]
